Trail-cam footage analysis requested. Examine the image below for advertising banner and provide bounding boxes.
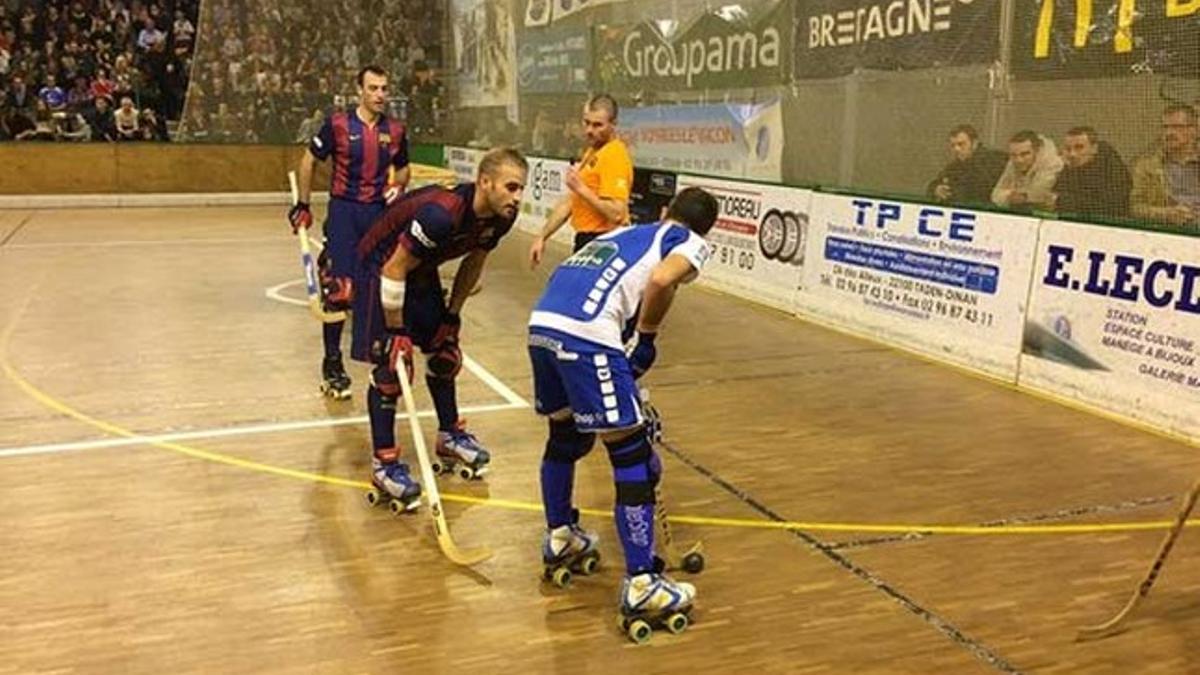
[1012,0,1200,79]
[445,145,485,183]
[517,23,591,93]
[618,101,784,182]
[452,0,518,109]
[793,0,998,79]
[593,3,790,92]
[1019,220,1200,438]
[677,175,811,312]
[514,155,575,245]
[795,193,1040,378]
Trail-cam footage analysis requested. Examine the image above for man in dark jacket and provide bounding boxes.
[927,124,1009,207]
[1053,126,1131,220]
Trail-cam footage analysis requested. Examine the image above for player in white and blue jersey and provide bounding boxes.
[527,187,718,623]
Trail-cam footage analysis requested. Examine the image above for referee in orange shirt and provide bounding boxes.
[529,93,633,266]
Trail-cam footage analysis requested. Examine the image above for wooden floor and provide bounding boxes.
[2,205,1200,674]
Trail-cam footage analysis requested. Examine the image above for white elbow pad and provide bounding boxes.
[380,276,406,310]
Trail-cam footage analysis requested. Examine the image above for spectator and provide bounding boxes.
[401,59,442,136]
[992,130,1064,212]
[4,104,36,139]
[135,16,163,51]
[54,106,91,141]
[30,98,55,140]
[86,95,117,140]
[140,106,166,140]
[38,72,66,111]
[5,72,31,109]
[926,124,1008,206]
[1052,126,1131,220]
[1131,104,1200,230]
[114,94,138,139]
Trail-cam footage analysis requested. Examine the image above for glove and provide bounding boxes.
[629,331,657,379]
[370,329,414,396]
[639,390,663,444]
[384,182,404,205]
[432,313,461,348]
[428,313,462,379]
[288,202,313,234]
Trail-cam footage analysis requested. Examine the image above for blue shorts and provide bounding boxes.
[528,327,644,433]
[351,267,447,363]
[324,197,384,279]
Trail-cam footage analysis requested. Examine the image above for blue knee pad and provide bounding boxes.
[605,430,659,506]
[544,417,595,463]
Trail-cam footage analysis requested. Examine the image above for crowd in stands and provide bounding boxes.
[0,0,197,141]
[927,103,1200,231]
[177,0,445,144]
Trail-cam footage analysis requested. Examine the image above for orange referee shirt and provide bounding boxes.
[570,138,633,234]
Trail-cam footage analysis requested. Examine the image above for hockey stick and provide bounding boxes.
[396,355,492,566]
[287,171,347,324]
[640,389,705,574]
[1076,478,1200,641]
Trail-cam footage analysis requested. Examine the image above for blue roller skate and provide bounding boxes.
[365,457,422,515]
[433,422,491,480]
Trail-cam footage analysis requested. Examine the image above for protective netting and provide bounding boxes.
[176,0,1200,231]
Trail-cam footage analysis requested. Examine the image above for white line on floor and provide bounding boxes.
[0,401,527,459]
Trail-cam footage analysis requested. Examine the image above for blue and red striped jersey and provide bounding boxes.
[357,184,514,271]
[309,111,409,204]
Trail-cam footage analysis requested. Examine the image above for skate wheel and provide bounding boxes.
[459,466,475,481]
[388,499,411,516]
[365,489,381,507]
[579,554,599,576]
[682,552,705,575]
[666,612,689,635]
[551,566,572,588]
[431,460,445,474]
[626,619,653,644]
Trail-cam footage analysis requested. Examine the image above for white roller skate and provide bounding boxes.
[618,572,696,644]
[320,356,352,400]
[433,423,491,480]
[541,522,601,588]
[365,458,422,515]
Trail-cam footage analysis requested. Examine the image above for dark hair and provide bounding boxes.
[949,124,979,141]
[356,65,387,87]
[586,93,618,123]
[1163,103,1198,123]
[477,146,528,178]
[1008,129,1042,148]
[666,187,719,236]
[1065,125,1098,144]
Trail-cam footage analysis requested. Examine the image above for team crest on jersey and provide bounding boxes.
[563,240,618,268]
[379,133,392,144]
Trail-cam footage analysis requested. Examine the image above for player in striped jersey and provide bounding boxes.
[288,65,410,399]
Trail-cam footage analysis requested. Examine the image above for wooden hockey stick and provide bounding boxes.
[640,388,705,574]
[287,171,347,324]
[1077,478,1200,641]
[655,484,706,574]
[396,355,492,566]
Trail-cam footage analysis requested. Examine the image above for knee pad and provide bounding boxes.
[321,275,354,312]
[370,365,400,400]
[544,417,594,463]
[317,250,353,311]
[426,340,462,379]
[605,432,659,506]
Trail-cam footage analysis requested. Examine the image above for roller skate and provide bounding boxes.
[364,457,422,515]
[432,422,490,480]
[320,356,352,400]
[617,572,696,644]
[541,520,601,588]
